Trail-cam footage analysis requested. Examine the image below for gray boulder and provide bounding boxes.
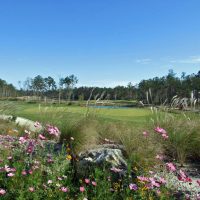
[77,144,127,176]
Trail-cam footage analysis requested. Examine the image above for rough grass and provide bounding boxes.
[1,101,200,166]
[150,108,200,165]
[14,102,151,128]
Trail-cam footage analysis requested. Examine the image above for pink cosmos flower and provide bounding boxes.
[22,170,27,176]
[48,180,53,184]
[92,181,97,186]
[26,141,35,154]
[4,165,11,172]
[179,169,187,179]
[143,131,148,137]
[85,179,90,184]
[7,173,15,177]
[197,180,200,186]
[156,154,164,160]
[154,127,167,134]
[149,178,160,188]
[9,168,16,172]
[80,186,85,192]
[110,167,123,173]
[0,189,6,196]
[39,134,46,140]
[159,177,167,184]
[129,183,138,191]
[60,187,68,192]
[162,133,169,139]
[29,187,34,192]
[178,170,192,182]
[19,137,26,144]
[137,176,149,182]
[28,170,33,174]
[166,163,176,172]
[7,156,12,160]
[46,125,60,137]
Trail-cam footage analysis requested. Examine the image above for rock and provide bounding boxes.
[77,144,127,177]
[0,114,43,132]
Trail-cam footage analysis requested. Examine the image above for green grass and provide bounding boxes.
[14,102,151,128]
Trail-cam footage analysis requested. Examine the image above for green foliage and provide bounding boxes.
[150,109,200,164]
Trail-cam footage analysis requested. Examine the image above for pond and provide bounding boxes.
[89,105,133,109]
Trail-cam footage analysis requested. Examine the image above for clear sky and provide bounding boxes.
[0,0,200,88]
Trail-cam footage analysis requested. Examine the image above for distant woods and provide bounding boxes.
[0,79,17,97]
[1,70,200,105]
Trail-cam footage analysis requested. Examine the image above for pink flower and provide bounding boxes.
[48,180,53,184]
[0,189,6,196]
[46,125,60,137]
[137,176,149,182]
[143,131,148,137]
[10,168,16,172]
[85,179,90,184]
[110,167,122,173]
[155,154,164,160]
[149,178,160,188]
[129,183,138,191]
[7,173,15,177]
[60,187,68,192]
[22,170,27,176]
[80,186,85,192]
[26,141,35,154]
[39,134,46,140]
[166,163,176,172]
[4,165,11,172]
[92,181,97,186]
[19,137,26,144]
[7,156,12,160]
[28,170,33,174]
[29,187,34,192]
[178,170,192,182]
[57,177,63,181]
[159,177,167,184]
[154,127,167,135]
[162,133,169,139]
[179,169,187,179]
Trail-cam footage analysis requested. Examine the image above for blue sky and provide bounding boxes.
[0,0,200,88]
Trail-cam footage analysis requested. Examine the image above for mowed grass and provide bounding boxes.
[13,102,151,128]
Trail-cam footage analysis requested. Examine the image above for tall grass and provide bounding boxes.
[150,107,200,165]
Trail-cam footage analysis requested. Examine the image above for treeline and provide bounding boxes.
[0,79,17,97]
[18,70,200,104]
[137,70,200,104]
[1,70,200,105]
